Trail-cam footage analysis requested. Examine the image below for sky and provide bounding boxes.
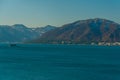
[0,0,120,27]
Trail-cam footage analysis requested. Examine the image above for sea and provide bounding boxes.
[0,44,120,80]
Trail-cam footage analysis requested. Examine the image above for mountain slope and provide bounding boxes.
[34,18,120,44]
[34,25,56,34]
[0,24,56,43]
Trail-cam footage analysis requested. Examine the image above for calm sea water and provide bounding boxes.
[0,44,120,80]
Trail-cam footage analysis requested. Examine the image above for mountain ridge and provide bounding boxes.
[0,24,56,43]
[33,18,120,44]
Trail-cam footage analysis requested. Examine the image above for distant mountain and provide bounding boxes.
[34,25,56,34]
[0,24,56,43]
[34,18,120,44]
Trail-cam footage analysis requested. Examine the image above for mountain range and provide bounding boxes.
[33,18,120,44]
[1,18,120,44]
[0,24,56,43]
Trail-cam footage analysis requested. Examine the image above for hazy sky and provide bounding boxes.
[0,0,120,27]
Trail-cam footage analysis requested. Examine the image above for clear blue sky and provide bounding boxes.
[0,0,120,27]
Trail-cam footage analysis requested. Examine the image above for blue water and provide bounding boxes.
[0,44,120,80]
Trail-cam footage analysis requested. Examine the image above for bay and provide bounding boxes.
[0,44,120,80]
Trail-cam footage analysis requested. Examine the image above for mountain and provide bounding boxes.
[34,25,56,34]
[34,18,120,44]
[0,24,56,43]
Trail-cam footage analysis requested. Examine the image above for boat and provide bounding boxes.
[9,44,17,47]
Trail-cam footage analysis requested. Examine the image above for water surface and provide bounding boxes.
[0,44,120,80]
